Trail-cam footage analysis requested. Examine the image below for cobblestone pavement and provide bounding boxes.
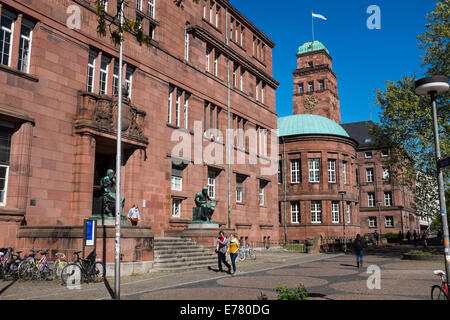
[0,244,445,300]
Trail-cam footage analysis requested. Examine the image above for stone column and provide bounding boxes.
[72,133,96,225]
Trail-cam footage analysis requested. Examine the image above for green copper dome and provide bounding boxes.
[278,114,350,138]
[297,41,329,55]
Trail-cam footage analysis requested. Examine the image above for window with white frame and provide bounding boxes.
[381,149,389,157]
[385,216,394,227]
[125,66,133,98]
[184,93,190,130]
[369,216,377,228]
[256,79,260,101]
[328,159,336,183]
[86,49,97,93]
[291,201,300,223]
[311,201,322,223]
[209,1,214,24]
[384,191,392,206]
[202,0,206,19]
[207,170,216,199]
[365,151,373,158]
[171,164,184,191]
[240,26,244,46]
[0,11,15,67]
[136,0,143,11]
[290,159,301,184]
[342,161,347,184]
[214,51,219,76]
[215,5,220,28]
[147,0,155,18]
[240,68,244,91]
[258,127,267,157]
[184,23,189,61]
[236,175,244,203]
[259,181,266,206]
[99,55,110,95]
[112,60,120,95]
[18,19,34,73]
[368,193,375,207]
[232,62,238,87]
[0,126,13,206]
[230,17,234,41]
[206,45,211,72]
[167,85,174,124]
[331,201,339,223]
[175,89,182,127]
[172,199,181,217]
[366,168,374,182]
[309,159,320,183]
[261,83,265,104]
[382,167,390,181]
[346,202,351,224]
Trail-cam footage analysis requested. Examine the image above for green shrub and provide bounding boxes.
[281,244,305,252]
[276,284,308,300]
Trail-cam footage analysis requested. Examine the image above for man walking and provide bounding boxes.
[216,231,231,274]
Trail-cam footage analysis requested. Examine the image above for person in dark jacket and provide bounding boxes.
[216,231,231,274]
[354,234,364,268]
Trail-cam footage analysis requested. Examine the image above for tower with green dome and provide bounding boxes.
[292,40,341,124]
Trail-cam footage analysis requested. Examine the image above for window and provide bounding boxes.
[331,201,339,223]
[258,127,267,156]
[385,216,394,228]
[256,79,260,101]
[202,0,206,19]
[308,81,314,92]
[308,61,313,68]
[261,83,265,104]
[136,0,143,11]
[184,23,189,61]
[233,63,238,87]
[99,0,108,11]
[172,199,181,217]
[207,170,216,199]
[368,193,375,207]
[291,202,300,223]
[125,66,133,98]
[206,46,211,72]
[167,85,174,123]
[175,89,182,127]
[99,55,110,95]
[112,60,120,94]
[311,201,322,223]
[184,93,190,130]
[365,151,373,158]
[298,83,304,94]
[18,19,34,73]
[236,175,244,203]
[171,164,184,191]
[328,159,336,183]
[278,160,282,184]
[215,6,220,28]
[86,49,97,92]
[381,149,389,157]
[214,52,219,76]
[290,159,301,184]
[259,181,265,206]
[240,26,244,46]
[318,80,324,91]
[309,159,320,183]
[0,126,13,205]
[366,168,374,182]
[230,17,234,41]
[382,167,390,181]
[369,216,377,228]
[209,1,214,24]
[240,68,244,91]
[147,0,155,18]
[346,202,351,224]
[384,191,392,206]
[342,161,347,184]
[0,12,14,67]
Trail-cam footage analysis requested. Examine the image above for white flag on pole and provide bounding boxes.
[312,12,327,20]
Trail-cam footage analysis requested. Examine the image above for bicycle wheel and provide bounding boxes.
[18,260,34,280]
[55,260,68,278]
[61,263,82,287]
[91,262,105,283]
[431,285,448,300]
[238,249,245,261]
[248,248,256,260]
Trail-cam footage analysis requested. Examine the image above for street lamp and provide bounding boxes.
[415,75,450,291]
[376,200,383,246]
[339,191,347,253]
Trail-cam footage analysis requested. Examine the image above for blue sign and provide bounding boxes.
[85,220,96,246]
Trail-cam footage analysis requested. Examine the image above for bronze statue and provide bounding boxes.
[194,187,217,222]
[100,169,125,217]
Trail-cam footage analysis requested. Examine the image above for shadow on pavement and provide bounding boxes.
[0,278,18,296]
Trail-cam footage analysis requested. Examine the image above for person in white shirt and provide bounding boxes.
[127,204,141,226]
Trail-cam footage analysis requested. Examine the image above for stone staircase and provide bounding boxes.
[153,237,217,272]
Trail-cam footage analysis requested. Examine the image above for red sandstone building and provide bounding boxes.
[278,41,418,244]
[0,0,280,262]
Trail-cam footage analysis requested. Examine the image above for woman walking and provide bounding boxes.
[228,233,240,276]
[354,234,364,268]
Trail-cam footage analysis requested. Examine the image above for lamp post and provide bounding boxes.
[415,75,450,291]
[339,191,347,253]
[377,200,383,246]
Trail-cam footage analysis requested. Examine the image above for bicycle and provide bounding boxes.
[60,251,104,286]
[238,244,256,261]
[17,249,40,280]
[431,270,448,300]
[2,249,23,281]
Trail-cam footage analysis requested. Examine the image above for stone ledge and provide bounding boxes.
[17,226,154,239]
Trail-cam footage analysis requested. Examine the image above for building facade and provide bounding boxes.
[0,0,280,261]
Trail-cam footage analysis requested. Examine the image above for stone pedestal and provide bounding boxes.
[181,222,235,252]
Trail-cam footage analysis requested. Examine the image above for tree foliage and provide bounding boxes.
[372,0,449,219]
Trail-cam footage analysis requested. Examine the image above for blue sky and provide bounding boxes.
[230,0,437,124]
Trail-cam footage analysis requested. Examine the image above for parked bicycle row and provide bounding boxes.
[0,248,104,284]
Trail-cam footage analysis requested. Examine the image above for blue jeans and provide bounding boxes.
[356,249,363,262]
[230,253,238,272]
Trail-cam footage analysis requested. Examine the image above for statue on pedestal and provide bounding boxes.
[100,169,125,217]
[193,187,217,223]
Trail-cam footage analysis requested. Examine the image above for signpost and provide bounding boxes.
[83,219,97,259]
